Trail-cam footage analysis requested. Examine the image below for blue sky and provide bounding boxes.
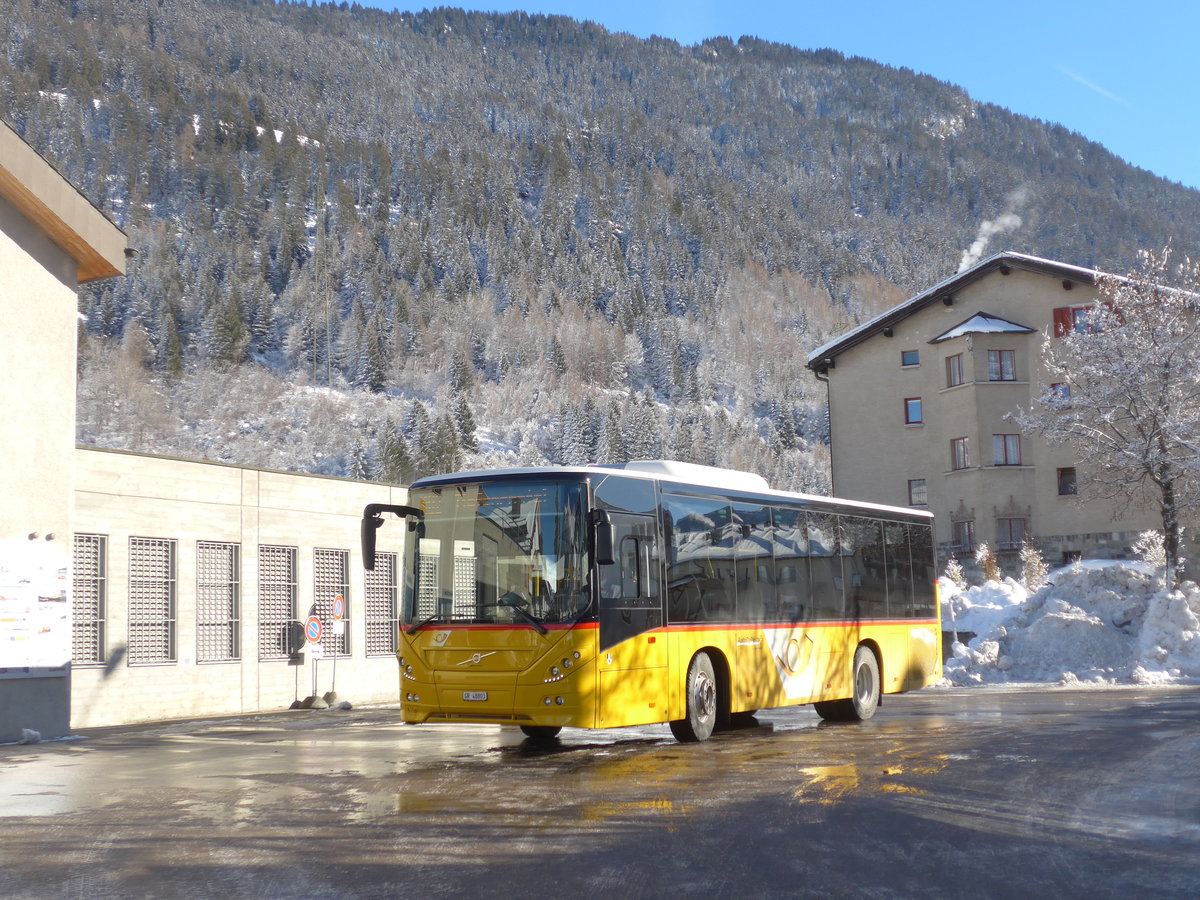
[365,1,1200,191]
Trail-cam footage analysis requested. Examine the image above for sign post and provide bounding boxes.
[305,615,323,702]
[328,595,345,701]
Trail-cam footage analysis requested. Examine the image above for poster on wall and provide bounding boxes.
[0,539,70,677]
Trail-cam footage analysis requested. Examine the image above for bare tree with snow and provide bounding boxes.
[1013,247,1200,588]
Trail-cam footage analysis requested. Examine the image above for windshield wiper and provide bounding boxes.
[407,613,448,635]
[498,594,548,635]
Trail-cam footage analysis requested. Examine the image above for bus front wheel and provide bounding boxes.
[814,645,880,722]
[670,651,718,742]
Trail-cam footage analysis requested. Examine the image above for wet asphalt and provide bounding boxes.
[2,686,1199,899]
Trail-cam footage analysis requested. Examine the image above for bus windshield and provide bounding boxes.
[404,479,590,628]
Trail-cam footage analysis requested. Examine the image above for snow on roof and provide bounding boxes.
[929,311,1036,344]
[806,251,1098,370]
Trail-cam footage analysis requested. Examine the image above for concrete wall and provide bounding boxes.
[0,120,126,742]
[0,194,82,743]
[71,448,410,728]
[825,266,1159,565]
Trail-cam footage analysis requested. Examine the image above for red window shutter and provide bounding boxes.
[1101,301,1125,324]
[1052,307,1071,337]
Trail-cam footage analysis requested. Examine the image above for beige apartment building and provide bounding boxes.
[806,251,1167,569]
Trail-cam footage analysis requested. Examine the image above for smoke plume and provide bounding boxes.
[958,187,1030,271]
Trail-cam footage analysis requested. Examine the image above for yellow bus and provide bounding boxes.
[362,461,940,742]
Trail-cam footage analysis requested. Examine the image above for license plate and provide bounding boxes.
[462,691,488,702]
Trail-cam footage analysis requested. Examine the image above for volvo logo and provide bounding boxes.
[457,651,498,666]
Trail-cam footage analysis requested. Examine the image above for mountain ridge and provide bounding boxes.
[4,0,1197,489]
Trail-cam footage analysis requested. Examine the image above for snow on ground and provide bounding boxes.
[940,562,1200,686]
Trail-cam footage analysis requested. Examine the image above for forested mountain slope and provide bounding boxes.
[5,0,1199,489]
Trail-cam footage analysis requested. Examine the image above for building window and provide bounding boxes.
[315,548,351,657]
[1053,305,1117,337]
[993,434,1022,466]
[997,517,1026,551]
[946,353,965,387]
[1050,382,1072,407]
[1057,467,1078,496]
[904,397,924,424]
[987,349,1016,381]
[259,545,297,660]
[907,479,928,507]
[953,520,976,553]
[197,541,240,662]
[72,534,107,665]
[366,551,399,656]
[901,349,920,367]
[128,537,177,664]
[951,437,970,470]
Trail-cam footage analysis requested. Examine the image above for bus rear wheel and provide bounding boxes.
[519,725,562,740]
[670,651,718,742]
[814,645,880,722]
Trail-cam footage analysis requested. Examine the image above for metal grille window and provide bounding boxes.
[197,542,240,662]
[997,518,1027,551]
[953,520,976,554]
[314,548,350,656]
[259,545,297,660]
[907,479,928,507]
[365,551,398,656]
[72,534,107,665]
[128,537,177,664]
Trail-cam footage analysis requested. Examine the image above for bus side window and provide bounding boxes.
[772,507,810,622]
[909,523,936,617]
[807,512,843,619]
[885,522,915,617]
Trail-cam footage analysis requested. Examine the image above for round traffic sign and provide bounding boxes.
[305,615,323,644]
[332,594,345,621]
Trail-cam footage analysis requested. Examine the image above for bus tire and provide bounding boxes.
[670,651,718,742]
[814,645,880,722]
[519,725,562,740]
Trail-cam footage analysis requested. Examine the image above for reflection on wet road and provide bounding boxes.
[2,687,1199,898]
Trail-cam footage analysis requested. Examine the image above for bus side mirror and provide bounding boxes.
[361,503,424,571]
[593,510,617,566]
[362,514,382,570]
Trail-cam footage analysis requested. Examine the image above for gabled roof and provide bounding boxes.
[929,311,1035,344]
[0,118,126,282]
[806,251,1097,374]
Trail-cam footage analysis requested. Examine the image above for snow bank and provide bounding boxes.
[940,563,1200,686]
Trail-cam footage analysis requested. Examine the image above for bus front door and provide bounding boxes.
[596,513,668,727]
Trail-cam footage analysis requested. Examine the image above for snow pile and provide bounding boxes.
[940,575,1028,637]
[941,563,1200,685]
